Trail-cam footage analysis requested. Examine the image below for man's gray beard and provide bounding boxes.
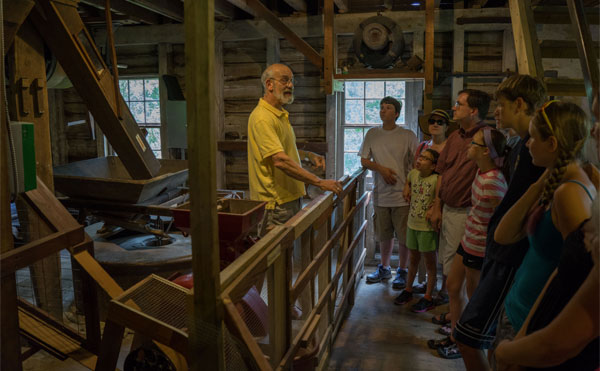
[276,91,294,105]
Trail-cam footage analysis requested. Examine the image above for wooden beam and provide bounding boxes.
[424,0,434,113]
[502,28,517,73]
[184,1,225,370]
[509,0,544,79]
[452,3,464,105]
[126,0,183,22]
[215,41,225,188]
[539,39,600,59]
[534,6,599,25]
[214,0,236,19]
[1,21,22,370]
[158,43,171,159]
[31,0,161,179]
[567,0,599,111]
[244,0,323,69]
[3,0,35,52]
[80,0,161,24]
[95,8,521,46]
[324,0,334,95]
[1,226,84,277]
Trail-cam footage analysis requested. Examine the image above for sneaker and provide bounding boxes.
[392,268,407,289]
[437,342,462,359]
[412,282,427,294]
[366,264,392,283]
[411,297,435,313]
[393,290,413,305]
[432,292,449,306]
[438,324,452,336]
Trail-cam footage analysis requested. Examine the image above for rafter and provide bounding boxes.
[244,0,323,68]
[3,0,35,50]
[125,0,183,22]
[80,0,160,24]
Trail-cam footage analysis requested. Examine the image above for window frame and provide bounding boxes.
[338,79,423,181]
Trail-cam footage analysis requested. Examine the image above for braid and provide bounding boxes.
[539,150,570,207]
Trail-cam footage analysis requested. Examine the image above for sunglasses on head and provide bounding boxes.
[428,119,447,126]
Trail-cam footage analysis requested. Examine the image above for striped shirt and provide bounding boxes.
[461,168,507,257]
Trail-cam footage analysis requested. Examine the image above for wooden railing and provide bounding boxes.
[219,169,369,370]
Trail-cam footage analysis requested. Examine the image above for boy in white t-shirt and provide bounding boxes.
[359,97,418,288]
[394,148,440,312]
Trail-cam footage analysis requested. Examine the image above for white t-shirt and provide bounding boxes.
[359,125,418,207]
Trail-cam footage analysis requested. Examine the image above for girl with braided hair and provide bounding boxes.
[489,101,596,369]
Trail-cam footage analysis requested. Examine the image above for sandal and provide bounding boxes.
[438,324,452,336]
[427,336,452,350]
[431,312,450,325]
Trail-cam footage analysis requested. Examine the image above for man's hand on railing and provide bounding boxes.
[317,179,343,195]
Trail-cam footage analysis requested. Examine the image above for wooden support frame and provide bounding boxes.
[323,0,334,95]
[424,0,435,113]
[31,0,161,179]
[509,0,544,78]
[184,1,224,370]
[217,170,368,370]
[243,0,323,69]
[3,0,35,52]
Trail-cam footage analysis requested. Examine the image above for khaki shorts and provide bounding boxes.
[373,205,409,244]
[258,198,302,237]
[439,204,469,276]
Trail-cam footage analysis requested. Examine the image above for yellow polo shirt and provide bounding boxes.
[247,98,306,209]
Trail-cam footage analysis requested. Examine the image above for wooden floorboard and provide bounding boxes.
[327,266,466,371]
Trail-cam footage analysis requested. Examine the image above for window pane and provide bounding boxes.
[145,101,160,123]
[398,101,405,125]
[129,101,145,123]
[344,128,364,152]
[365,100,381,124]
[386,81,406,99]
[146,128,161,151]
[345,100,364,124]
[344,152,362,175]
[153,150,162,159]
[144,79,160,100]
[129,79,144,101]
[365,81,384,99]
[119,80,128,99]
[345,81,364,99]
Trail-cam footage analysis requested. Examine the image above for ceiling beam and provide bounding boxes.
[80,0,161,24]
[126,0,183,22]
[244,0,322,68]
[282,0,306,12]
[214,0,236,19]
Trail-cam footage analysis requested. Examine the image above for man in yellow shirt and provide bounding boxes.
[248,63,341,236]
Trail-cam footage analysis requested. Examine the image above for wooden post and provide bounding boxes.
[48,89,68,166]
[323,0,334,95]
[424,0,435,113]
[214,41,226,189]
[509,0,544,78]
[8,21,63,320]
[266,36,280,65]
[158,43,172,159]
[452,3,464,105]
[1,24,22,370]
[184,1,225,370]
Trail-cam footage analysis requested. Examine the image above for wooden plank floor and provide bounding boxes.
[327,266,466,371]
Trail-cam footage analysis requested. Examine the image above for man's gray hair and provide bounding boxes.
[261,67,274,90]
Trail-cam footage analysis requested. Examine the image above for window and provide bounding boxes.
[343,81,406,175]
[119,78,162,158]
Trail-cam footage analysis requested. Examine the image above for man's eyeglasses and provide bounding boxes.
[470,141,487,148]
[271,77,295,86]
[428,119,447,126]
